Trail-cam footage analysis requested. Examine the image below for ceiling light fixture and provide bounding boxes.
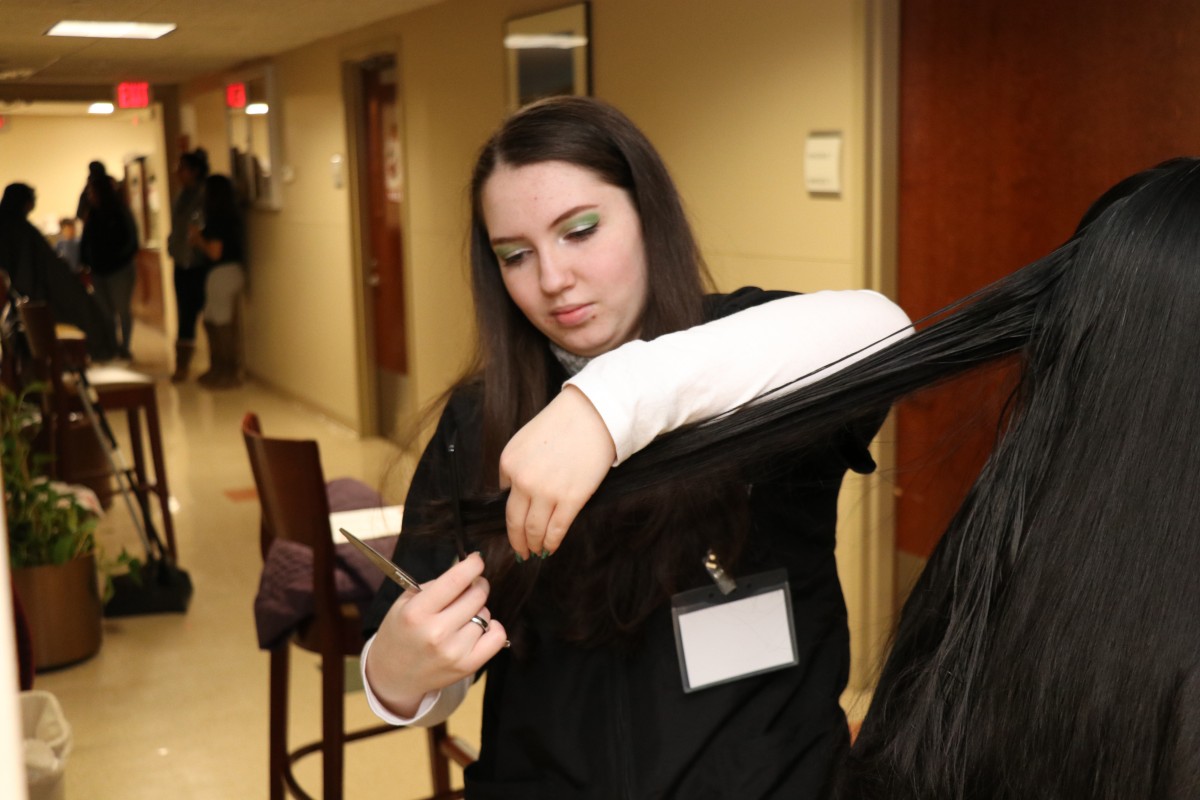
[503,33,588,49]
[244,103,269,116]
[88,102,115,115]
[46,20,177,40]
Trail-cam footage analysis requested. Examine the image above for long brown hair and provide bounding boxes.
[430,97,753,645]
[467,96,712,473]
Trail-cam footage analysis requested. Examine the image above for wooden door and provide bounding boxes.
[896,1,1200,564]
[362,57,407,375]
[357,55,410,437]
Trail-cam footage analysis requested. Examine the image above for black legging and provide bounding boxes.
[174,265,210,341]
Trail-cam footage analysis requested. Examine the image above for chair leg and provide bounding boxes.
[429,724,453,796]
[269,646,289,800]
[141,397,178,560]
[322,650,345,800]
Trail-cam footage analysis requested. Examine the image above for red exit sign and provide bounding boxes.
[225,83,246,109]
[116,82,151,109]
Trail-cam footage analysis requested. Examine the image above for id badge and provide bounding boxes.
[670,569,798,693]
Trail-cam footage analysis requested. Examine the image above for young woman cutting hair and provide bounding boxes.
[362,96,910,799]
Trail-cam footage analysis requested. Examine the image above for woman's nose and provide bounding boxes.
[538,251,575,294]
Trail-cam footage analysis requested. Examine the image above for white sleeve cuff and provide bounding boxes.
[360,634,472,728]
[566,290,912,464]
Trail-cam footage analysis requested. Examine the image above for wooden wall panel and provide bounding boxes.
[896,0,1200,557]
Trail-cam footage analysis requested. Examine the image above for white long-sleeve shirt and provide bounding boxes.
[362,289,913,726]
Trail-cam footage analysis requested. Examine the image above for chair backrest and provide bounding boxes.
[16,302,70,474]
[16,301,63,387]
[241,412,343,634]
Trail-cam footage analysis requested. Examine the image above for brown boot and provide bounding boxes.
[199,323,242,390]
[197,322,219,385]
[170,341,195,383]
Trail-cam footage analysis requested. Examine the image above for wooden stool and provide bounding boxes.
[18,303,178,561]
[83,364,178,561]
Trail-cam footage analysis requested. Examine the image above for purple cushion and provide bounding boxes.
[252,477,396,650]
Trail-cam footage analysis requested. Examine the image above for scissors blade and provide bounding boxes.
[339,528,422,592]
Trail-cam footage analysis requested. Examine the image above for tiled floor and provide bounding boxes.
[30,324,483,799]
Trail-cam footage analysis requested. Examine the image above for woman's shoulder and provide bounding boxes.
[703,286,798,321]
[703,286,908,328]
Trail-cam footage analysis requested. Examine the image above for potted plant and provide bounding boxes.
[3,383,104,669]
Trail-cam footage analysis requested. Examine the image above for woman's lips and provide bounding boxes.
[551,303,592,327]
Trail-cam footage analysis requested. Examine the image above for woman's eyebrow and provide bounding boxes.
[489,204,599,246]
[551,204,598,227]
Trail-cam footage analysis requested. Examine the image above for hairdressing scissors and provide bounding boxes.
[339,528,497,639]
[340,528,423,592]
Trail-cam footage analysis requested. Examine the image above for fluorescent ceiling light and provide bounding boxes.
[503,33,588,49]
[245,103,269,116]
[88,102,114,115]
[47,20,176,40]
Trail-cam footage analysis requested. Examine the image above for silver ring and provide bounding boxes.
[469,615,489,633]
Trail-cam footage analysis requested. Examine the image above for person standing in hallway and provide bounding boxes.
[362,96,911,798]
[76,161,101,222]
[79,174,139,361]
[189,174,245,389]
[167,148,210,382]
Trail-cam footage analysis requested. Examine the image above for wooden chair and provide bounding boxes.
[241,413,475,800]
[16,300,177,559]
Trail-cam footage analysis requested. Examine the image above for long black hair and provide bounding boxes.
[202,174,238,231]
[179,147,211,181]
[647,158,1200,798]
[832,157,1200,799]
[454,157,1200,796]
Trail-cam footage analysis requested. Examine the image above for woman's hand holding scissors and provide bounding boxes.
[363,552,507,718]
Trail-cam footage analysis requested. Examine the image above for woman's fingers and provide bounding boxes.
[498,386,616,557]
[366,553,512,719]
[457,616,509,671]
[412,551,486,611]
[503,487,534,559]
[521,496,554,558]
[542,492,587,554]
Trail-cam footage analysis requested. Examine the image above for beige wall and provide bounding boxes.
[597,0,870,292]
[0,110,169,240]
[178,0,883,429]
[0,108,177,337]
[179,0,897,691]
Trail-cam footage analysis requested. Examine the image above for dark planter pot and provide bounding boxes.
[12,553,103,670]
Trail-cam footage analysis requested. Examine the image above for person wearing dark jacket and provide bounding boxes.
[166,148,210,382]
[75,160,108,223]
[360,98,910,799]
[188,174,245,389]
[80,174,139,360]
[0,183,118,361]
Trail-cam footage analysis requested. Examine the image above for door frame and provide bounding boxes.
[839,0,901,698]
[341,38,408,437]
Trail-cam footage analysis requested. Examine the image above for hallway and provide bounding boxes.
[31,324,482,799]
